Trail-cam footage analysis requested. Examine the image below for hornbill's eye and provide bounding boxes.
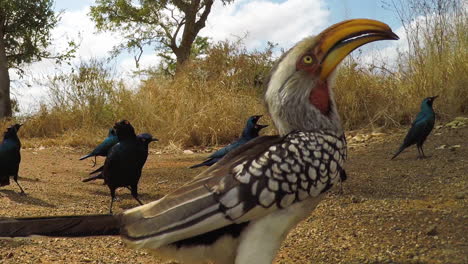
[302,55,314,64]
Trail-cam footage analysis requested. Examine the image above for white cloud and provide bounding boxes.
[118,53,162,75]
[11,6,130,114]
[359,24,408,69]
[201,0,329,50]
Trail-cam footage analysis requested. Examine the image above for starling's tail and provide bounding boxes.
[89,165,104,175]
[79,154,93,161]
[0,214,120,238]
[188,158,216,169]
[82,174,104,183]
[188,162,206,169]
[391,146,405,160]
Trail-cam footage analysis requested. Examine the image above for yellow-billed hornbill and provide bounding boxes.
[0,19,398,263]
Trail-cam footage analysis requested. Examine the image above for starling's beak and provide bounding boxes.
[252,115,267,130]
[317,19,399,80]
[431,95,439,100]
[151,138,159,142]
[253,115,263,122]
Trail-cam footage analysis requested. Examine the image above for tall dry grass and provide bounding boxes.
[335,0,468,129]
[14,41,273,148]
[6,0,467,148]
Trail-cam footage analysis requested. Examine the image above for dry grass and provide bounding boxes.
[10,41,272,148]
[335,2,468,129]
[5,1,467,148]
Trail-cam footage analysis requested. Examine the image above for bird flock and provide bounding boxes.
[1,116,267,212]
[0,19,439,264]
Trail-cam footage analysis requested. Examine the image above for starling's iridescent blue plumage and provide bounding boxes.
[189,115,268,168]
[82,133,158,183]
[0,124,25,193]
[79,128,118,166]
[391,96,438,160]
[86,121,158,213]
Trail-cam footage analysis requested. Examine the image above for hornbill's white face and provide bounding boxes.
[265,19,399,135]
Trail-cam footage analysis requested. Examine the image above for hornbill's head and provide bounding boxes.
[264,19,399,135]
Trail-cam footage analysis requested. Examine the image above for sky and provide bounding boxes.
[11,0,406,114]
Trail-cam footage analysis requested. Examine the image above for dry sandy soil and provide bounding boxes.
[0,124,466,264]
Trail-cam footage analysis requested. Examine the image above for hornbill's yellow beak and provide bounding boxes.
[316,19,399,80]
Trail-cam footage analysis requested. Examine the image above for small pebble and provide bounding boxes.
[454,192,465,199]
[426,225,438,236]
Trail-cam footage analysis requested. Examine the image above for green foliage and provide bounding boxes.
[89,0,166,57]
[0,0,76,75]
[89,0,234,71]
[158,36,212,76]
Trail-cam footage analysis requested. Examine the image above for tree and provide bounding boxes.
[89,0,233,73]
[0,0,76,118]
[158,35,211,76]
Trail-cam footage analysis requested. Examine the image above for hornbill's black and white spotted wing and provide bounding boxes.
[121,131,347,250]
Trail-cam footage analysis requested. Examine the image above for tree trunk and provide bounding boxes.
[173,7,198,73]
[174,45,192,71]
[0,24,12,118]
[172,0,214,74]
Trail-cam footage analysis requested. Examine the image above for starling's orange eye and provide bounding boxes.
[303,55,313,64]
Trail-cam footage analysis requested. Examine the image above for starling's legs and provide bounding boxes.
[15,182,25,194]
[14,176,25,195]
[92,156,97,167]
[417,145,427,159]
[134,196,144,205]
[416,146,422,159]
[338,179,344,195]
[337,170,346,195]
[109,188,116,214]
[420,146,427,158]
[131,186,144,205]
[109,199,114,214]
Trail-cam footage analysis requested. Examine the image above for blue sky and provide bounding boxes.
[52,0,403,62]
[53,0,401,28]
[14,0,405,114]
[326,0,400,28]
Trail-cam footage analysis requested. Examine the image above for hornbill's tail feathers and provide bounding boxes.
[0,214,120,238]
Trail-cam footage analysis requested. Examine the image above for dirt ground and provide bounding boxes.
[0,124,466,264]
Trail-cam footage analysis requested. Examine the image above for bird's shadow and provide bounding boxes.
[0,190,56,208]
[16,176,41,182]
